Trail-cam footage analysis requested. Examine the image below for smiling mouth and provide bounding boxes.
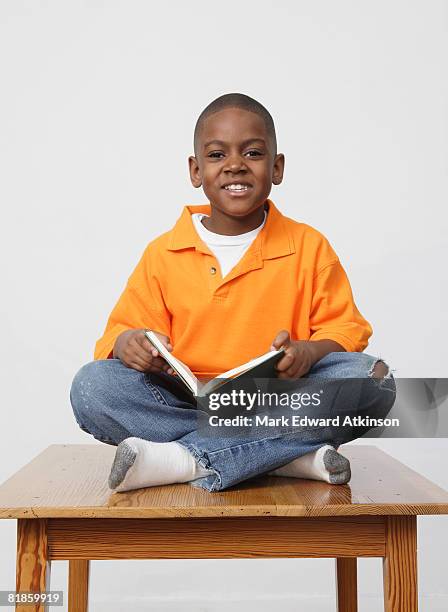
[222,184,252,193]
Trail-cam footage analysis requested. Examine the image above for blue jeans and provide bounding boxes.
[69,352,396,492]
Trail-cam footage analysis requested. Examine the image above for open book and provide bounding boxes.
[144,330,285,398]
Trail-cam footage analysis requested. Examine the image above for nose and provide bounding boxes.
[224,152,247,174]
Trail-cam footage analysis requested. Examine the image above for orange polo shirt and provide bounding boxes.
[94,199,372,376]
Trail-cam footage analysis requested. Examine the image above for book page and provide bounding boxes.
[220,349,283,380]
[143,331,199,396]
[200,349,285,396]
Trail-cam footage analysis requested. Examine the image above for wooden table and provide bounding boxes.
[1,444,448,612]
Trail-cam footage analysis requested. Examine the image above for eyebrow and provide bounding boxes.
[203,138,266,149]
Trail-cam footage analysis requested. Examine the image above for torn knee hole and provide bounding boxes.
[369,359,389,380]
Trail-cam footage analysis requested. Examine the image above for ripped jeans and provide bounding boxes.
[69,351,396,492]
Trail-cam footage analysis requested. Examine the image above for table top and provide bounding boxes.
[0,444,448,519]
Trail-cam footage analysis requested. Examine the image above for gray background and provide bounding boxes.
[1,0,447,609]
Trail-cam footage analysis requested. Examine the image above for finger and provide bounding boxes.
[161,336,173,352]
[134,339,166,364]
[135,333,157,357]
[275,351,296,372]
[127,345,168,371]
[279,363,302,379]
[128,353,153,371]
[271,329,290,350]
[152,357,171,370]
[139,336,172,357]
[153,332,173,353]
[146,364,175,375]
[130,343,157,366]
[282,353,303,376]
[146,363,170,374]
[127,359,146,372]
[278,371,300,380]
[142,351,173,372]
[131,360,165,374]
[160,362,174,374]
[135,356,167,374]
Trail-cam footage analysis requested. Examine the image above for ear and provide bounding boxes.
[272,153,285,186]
[188,155,202,188]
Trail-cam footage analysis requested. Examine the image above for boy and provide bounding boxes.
[70,93,396,493]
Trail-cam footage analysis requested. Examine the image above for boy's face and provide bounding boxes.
[189,107,284,218]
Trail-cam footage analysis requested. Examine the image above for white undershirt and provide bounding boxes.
[191,210,267,278]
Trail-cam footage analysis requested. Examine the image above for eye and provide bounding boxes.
[208,151,224,158]
[246,150,262,157]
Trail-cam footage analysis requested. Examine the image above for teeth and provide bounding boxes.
[225,184,249,190]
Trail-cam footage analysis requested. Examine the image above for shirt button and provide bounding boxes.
[210,266,217,275]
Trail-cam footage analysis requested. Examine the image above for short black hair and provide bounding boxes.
[193,93,277,157]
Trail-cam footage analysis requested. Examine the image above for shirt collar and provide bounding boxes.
[167,199,295,260]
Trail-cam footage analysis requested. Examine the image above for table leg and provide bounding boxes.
[335,557,357,611]
[383,516,418,611]
[16,519,51,612]
[68,560,90,612]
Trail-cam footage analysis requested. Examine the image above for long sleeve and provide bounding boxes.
[308,259,372,352]
[94,245,172,360]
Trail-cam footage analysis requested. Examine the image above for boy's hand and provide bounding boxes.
[270,330,315,379]
[113,329,175,375]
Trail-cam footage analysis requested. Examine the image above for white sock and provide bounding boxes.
[268,444,351,484]
[108,437,213,492]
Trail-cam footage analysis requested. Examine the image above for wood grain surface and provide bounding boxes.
[336,557,358,612]
[16,519,50,612]
[68,560,89,612]
[0,444,448,519]
[46,516,385,560]
[383,516,418,611]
